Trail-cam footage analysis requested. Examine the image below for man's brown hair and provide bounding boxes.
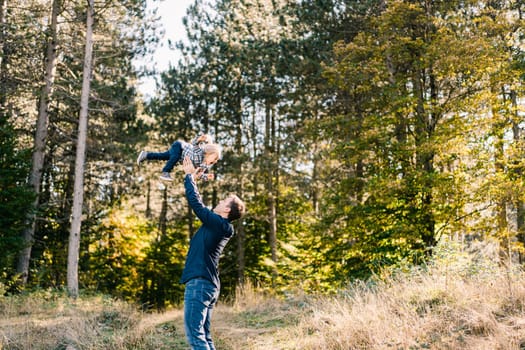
[228,195,245,221]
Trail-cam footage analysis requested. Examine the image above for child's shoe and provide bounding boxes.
[137,151,148,165]
[160,172,173,181]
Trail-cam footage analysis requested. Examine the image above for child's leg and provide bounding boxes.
[145,149,170,161]
[161,141,183,173]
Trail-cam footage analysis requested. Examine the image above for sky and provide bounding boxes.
[137,0,195,97]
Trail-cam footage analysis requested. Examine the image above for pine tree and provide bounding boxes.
[0,115,35,283]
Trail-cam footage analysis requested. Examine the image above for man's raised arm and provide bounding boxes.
[182,157,221,226]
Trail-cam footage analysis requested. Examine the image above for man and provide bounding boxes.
[180,156,246,350]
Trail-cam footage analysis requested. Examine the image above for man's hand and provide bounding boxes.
[182,156,196,175]
[194,168,214,181]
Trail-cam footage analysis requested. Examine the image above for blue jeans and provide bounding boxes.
[184,278,220,350]
[146,141,182,173]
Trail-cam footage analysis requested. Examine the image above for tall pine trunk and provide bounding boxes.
[0,0,7,104]
[0,0,5,73]
[510,90,525,262]
[234,95,246,284]
[17,0,60,284]
[158,186,168,234]
[413,68,437,250]
[67,0,94,298]
[265,101,278,284]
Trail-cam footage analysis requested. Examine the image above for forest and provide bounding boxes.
[1,0,525,312]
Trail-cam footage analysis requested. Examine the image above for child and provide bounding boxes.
[137,134,221,182]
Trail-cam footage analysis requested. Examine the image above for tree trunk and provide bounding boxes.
[413,69,437,250]
[492,91,509,263]
[265,102,278,283]
[17,0,60,284]
[0,0,7,105]
[510,90,525,262]
[0,0,5,74]
[234,98,245,284]
[67,0,94,298]
[158,186,168,235]
[311,155,319,215]
[146,180,152,218]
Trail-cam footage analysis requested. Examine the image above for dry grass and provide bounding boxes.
[212,243,525,350]
[277,269,525,350]
[0,291,188,350]
[1,244,525,349]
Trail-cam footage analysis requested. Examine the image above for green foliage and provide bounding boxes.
[430,236,501,278]
[220,201,272,297]
[311,0,520,281]
[138,223,188,310]
[220,183,316,296]
[4,0,525,302]
[0,115,35,281]
[84,207,187,309]
[9,0,158,290]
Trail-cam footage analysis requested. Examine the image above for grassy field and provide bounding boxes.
[1,249,525,349]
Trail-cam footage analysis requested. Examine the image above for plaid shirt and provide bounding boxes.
[181,137,211,180]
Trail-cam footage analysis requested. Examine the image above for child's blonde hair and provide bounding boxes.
[202,143,222,159]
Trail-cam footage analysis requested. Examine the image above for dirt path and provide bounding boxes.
[0,294,294,350]
[136,305,283,350]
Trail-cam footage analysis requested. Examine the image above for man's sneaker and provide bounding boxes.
[160,172,173,181]
[137,151,147,165]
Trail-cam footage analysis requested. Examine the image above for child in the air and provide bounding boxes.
[137,134,221,182]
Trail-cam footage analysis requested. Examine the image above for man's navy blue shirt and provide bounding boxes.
[180,174,234,288]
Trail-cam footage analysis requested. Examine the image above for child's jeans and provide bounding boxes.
[146,141,182,172]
